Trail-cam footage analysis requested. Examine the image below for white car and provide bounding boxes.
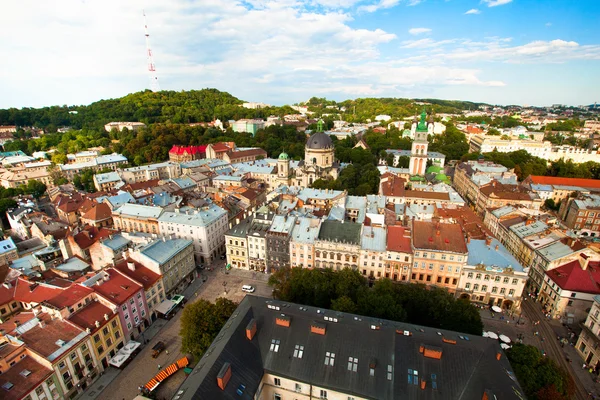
[242,285,255,293]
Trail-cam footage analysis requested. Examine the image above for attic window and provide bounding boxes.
[20,369,31,377]
[2,382,14,391]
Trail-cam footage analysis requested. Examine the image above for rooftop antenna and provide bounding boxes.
[143,10,160,92]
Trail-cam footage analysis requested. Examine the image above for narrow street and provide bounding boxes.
[81,265,272,400]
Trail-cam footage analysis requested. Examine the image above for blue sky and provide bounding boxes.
[1,0,598,109]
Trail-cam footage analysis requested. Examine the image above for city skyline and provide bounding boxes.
[1,0,599,109]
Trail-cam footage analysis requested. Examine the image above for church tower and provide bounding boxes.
[409,109,430,176]
[277,151,291,185]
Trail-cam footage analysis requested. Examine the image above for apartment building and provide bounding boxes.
[120,162,180,185]
[359,226,387,280]
[225,219,252,270]
[561,194,600,236]
[112,204,163,235]
[538,256,600,322]
[453,161,517,207]
[248,212,275,272]
[158,204,228,265]
[289,217,320,270]
[410,221,467,293]
[266,215,296,272]
[93,172,122,191]
[458,238,526,310]
[114,259,165,322]
[469,135,552,159]
[575,296,600,370]
[314,220,361,271]
[475,182,542,216]
[129,237,195,296]
[0,237,18,267]
[386,226,413,282]
[174,296,524,400]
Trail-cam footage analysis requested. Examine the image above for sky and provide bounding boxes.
[1,0,599,109]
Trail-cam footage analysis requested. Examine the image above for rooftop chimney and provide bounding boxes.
[246,319,257,340]
[217,362,232,390]
[127,262,136,271]
[495,244,499,251]
[485,236,492,246]
[275,314,291,328]
[310,321,326,336]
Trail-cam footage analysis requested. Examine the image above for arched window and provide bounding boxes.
[312,157,317,164]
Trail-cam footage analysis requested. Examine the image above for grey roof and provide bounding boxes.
[318,220,362,245]
[290,217,321,244]
[269,215,296,235]
[509,221,548,238]
[96,153,127,165]
[226,218,253,238]
[101,234,131,251]
[101,191,135,208]
[55,257,90,272]
[361,226,387,251]
[467,239,524,272]
[113,203,163,219]
[159,204,227,227]
[140,238,193,265]
[306,132,333,150]
[175,296,524,400]
[0,237,16,254]
[536,241,575,262]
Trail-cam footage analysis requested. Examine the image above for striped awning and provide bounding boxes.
[144,356,189,392]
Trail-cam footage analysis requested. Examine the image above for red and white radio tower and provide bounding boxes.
[143,10,160,92]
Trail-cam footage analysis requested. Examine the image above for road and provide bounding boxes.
[90,265,272,400]
[522,299,589,400]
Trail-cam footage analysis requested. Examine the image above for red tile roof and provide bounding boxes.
[92,269,143,305]
[44,284,93,309]
[169,145,207,155]
[0,312,35,335]
[0,279,16,305]
[0,356,53,400]
[81,202,112,222]
[412,221,468,253]
[545,260,600,293]
[19,313,85,358]
[404,190,450,201]
[527,175,600,190]
[380,175,406,197]
[387,226,412,253]
[226,148,267,160]
[436,205,492,240]
[68,301,114,333]
[13,278,64,305]
[210,142,231,152]
[72,226,115,249]
[114,259,161,290]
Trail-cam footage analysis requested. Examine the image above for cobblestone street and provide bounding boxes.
[82,265,271,400]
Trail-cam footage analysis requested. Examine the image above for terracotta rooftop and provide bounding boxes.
[479,182,533,201]
[78,198,97,215]
[0,312,36,335]
[0,279,16,305]
[92,268,143,306]
[122,179,160,192]
[546,259,600,293]
[436,205,492,240]
[386,226,412,253]
[0,355,53,400]
[404,190,450,201]
[19,313,85,359]
[68,300,114,333]
[81,202,112,222]
[239,188,260,201]
[114,259,161,290]
[380,175,406,197]
[169,145,207,155]
[210,142,231,152]
[72,226,115,249]
[227,148,267,160]
[13,278,64,305]
[44,284,93,309]
[527,175,600,190]
[412,221,468,253]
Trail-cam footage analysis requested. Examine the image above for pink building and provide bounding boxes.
[91,268,150,341]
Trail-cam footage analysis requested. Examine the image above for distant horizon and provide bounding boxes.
[1,88,597,112]
[1,1,599,109]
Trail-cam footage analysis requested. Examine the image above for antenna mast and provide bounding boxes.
[143,10,160,92]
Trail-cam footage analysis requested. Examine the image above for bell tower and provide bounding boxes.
[409,108,430,176]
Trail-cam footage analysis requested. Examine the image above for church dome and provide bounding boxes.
[278,152,289,160]
[306,132,333,150]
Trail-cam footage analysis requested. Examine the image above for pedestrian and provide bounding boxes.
[165,350,169,355]
[584,363,588,369]
[158,364,162,370]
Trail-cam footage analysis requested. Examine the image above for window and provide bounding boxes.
[58,361,65,369]
[295,383,302,392]
[465,283,471,289]
[324,352,335,366]
[270,339,280,352]
[387,365,393,380]
[274,377,281,386]
[512,279,518,285]
[103,327,109,335]
[482,285,488,292]
[94,334,100,343]
[408,369,418,385]
[495,276,501,282]
[473,284,479,291]
[423,253,427,258]
[500,288,506,294]
[484,275,490,281]
[509,289,515,296]
[447,266,453,273]
[476,273,481,280]
[467,272,473,278]
[274,394,282,400]
[293,344,304,358]
[121,304,127,311]
[503,277,509,284]
[320,389,328,399]
[492,287,498,293]
[348,357,358,372]
[439,265,444,271]
[70,352,77,360]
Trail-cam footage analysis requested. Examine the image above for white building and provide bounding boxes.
[158,204,228,265]
[469,135,552,159]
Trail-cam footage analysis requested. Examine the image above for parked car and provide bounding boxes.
[242,285,255,293]
[220,254,226,260]
[151,341,165,358]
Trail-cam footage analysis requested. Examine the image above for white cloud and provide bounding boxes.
[546,22,552,27]
[465,8,481,14]
[407,0,424,5]
[358,0,400,13]
[408,27,432,35]
[482,0,512,7]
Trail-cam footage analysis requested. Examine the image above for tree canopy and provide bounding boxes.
[180,297,238,359]
[268,267,483,335]
[507,344,574,400]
